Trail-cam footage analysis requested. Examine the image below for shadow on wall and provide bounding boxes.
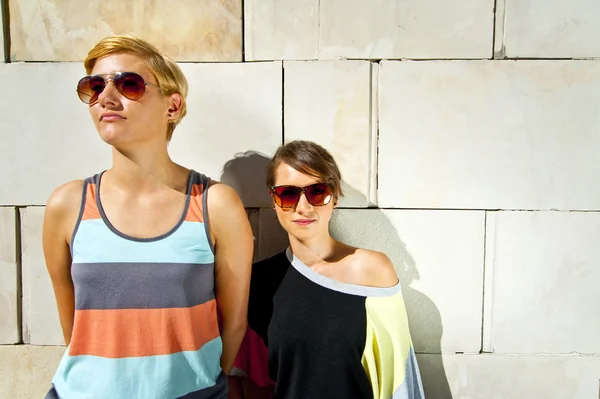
[221,151,452,399]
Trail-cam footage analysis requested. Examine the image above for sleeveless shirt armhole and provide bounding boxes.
[69,178,90,259]
[200,173,216,255]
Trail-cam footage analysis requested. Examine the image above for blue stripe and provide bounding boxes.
[392,347,425,399]
[52,337,224,399]
[72,220,214,264]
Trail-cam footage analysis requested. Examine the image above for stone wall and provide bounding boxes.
[1,1,599,398]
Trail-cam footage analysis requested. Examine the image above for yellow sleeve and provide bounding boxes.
[361,292,425,399]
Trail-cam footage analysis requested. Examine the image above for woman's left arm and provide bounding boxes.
[359,251,425,399]
[207,182,254,374]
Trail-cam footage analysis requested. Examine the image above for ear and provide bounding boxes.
[167,93,183,120]
[333,196,338,208]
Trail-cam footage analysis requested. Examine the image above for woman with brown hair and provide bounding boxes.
[230,140,424,399]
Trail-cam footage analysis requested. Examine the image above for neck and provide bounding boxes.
[107,142,182,191]
[288,233,338,267]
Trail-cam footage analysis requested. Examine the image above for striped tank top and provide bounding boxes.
[47,170,227,399]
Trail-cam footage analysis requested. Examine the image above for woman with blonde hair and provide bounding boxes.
[43,35,253,398]
[231,140,424,399]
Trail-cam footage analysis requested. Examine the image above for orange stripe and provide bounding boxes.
[184,184,204,222]
[68,299,219,358]
[81,182,100,220]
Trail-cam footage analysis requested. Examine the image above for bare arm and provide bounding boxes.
[42,181,83,345]
[207,182,253,374]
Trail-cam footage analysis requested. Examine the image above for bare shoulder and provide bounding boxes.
[352,248,399,288]
[205,180,253,257]
[45,180,85,218]
[206,180,241,202]
[205,180,248,232]
[206,180,244,213]
[44,180,85,243]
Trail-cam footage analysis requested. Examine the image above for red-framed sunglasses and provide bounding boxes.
[270,183,333,209]
[76,72,160,104]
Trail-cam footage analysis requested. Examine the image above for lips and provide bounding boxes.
[100,113,125,121]
[293,219,315,226]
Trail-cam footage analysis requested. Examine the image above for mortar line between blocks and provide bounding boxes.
[281,62,285,145]
[480,211,488,353]
[500,0,508,59]
[491,0,498,58]
[368,62,379,206]
[1,0,10,63]
[15,207,23,344]
[241,0,246,61]
[317,0,321,59]
[492,0,507,59]
[482,211,497,353]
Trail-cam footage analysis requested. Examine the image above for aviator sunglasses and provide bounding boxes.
[76,72,159,104]
[270,183,333,209]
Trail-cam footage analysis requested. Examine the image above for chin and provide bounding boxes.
[98,129,133,146]
[286,225,321,242]
[99,127,120,141]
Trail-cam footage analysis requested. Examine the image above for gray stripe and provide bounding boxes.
[177,371,228,398]
[286,248,402,297]
[72,262,215,310]
[45,386,59,399]
[392,347,425,399]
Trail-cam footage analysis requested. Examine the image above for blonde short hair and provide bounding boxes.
[84,35,188,141]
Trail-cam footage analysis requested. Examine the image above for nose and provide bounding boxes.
[97,80,119,106]
[294,192,313,214]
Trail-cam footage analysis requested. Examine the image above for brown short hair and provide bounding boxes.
[84,34,188,141]
[266,140,343,198]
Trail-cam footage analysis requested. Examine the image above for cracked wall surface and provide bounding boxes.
[1,1,599,398]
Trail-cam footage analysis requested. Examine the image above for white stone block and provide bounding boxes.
[417,353,600,399]
[0,63,110,206]
[330,209,485,353]
[319,0,494,59]
[245,0,318,61]
[171,62,282,208]
[257,208,289,262]
[378,60,600,210]
[0,345,65,399]
[485,211,600,354]
[21,207,63,345]
[10,0,242,61]
[503,0,600,58]
[284,61,374,207]
[0,207,18,343]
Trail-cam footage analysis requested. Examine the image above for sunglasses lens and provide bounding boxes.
[115,73,146,100]
[77,76,105,104]
[273,186,302,209]
[272,183,333,209]
[305,184,332,206]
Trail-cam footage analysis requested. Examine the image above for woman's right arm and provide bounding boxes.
[42,181,84,345]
